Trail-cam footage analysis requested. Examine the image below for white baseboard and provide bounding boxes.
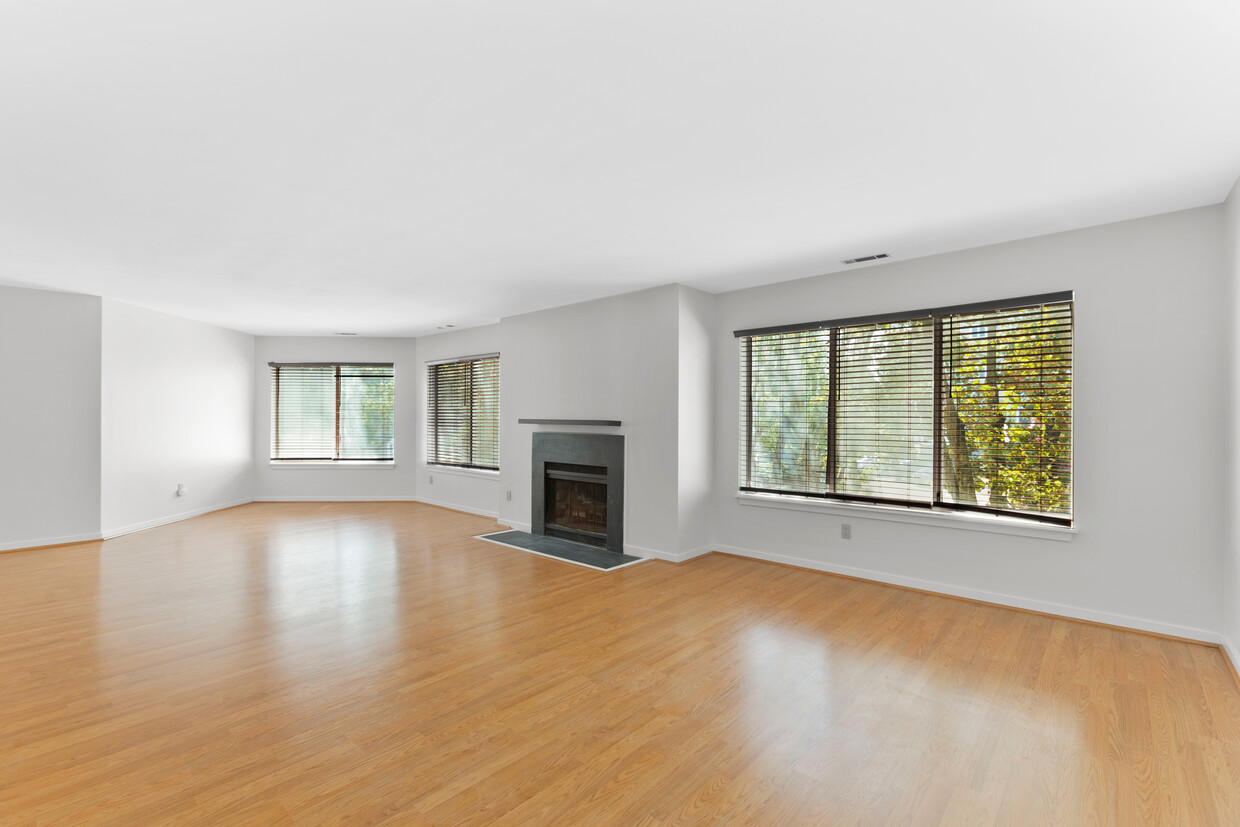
[0,531,104,552]
[253,495,418,503]
[631,543,714,563]
[414,496,498,520]
[1222,636,1240,681]
[101,498,254,540]
[251,495,499,522]
[713,543,1223,645]
[253,495,499,519]
[504,520,533,534]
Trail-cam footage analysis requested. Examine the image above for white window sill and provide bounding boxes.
[268,461,395,470]
[735,492,1076,541]
[425,464,500,481]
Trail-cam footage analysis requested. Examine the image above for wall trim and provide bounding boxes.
[0,531,104,553]
[1222,636,1240,692]
[101,498,254,540]
[413,496,498,520]
[713,543,1223,645]
[632,543,714,563]
[254,495,499,520]
[253,495,417,503]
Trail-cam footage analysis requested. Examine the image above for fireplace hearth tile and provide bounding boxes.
[476,531,645,571]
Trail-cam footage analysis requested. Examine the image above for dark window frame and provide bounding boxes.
[737,293,1073,526]
[269,362,395,462]
[427,354,500,471]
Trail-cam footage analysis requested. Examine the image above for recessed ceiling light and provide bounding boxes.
[333,332,357,336]
[437,324,456,330]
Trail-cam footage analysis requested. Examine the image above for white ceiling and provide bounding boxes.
[2,1,1239,337]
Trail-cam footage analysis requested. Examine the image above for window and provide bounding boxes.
[738,293,1072,525]
[270,363,394,462]
[427,354,499,470]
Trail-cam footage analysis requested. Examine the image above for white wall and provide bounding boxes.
[254,336,420,501]
[100,300,254,537]
[677,285,715,555]
[712,207,1227,640]
[0,286,102,550]
[416,324,503,518]
[498,285,682,557]
[1224,180,1240,664]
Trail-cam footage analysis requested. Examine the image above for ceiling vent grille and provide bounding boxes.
[841,253,890,265]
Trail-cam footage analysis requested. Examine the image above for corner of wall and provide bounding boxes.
[0,286,102,549]
[1223,636,1240,693]
[1223,174,1240,650]
[676,285,718,554]
[100,301,256,535]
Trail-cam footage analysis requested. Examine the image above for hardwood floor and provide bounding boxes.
[2,502,1237,825]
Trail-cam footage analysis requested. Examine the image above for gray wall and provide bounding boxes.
[1224,179,1240,664]
[415,323,504,518]
[0,286,102,550]
[253,336,420,501]
[101,299,255,536]
[497,284,682,558]
[712,206,1226,640]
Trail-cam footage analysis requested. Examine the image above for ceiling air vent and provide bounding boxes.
[841,253,890,265]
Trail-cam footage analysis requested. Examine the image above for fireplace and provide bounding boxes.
[544,463,608,546]
[531,433,624,553]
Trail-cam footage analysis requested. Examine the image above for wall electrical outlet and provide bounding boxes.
[428,474,434,484]
[176,483,187,497]
[506,490,512,501]
[841,523,851,540]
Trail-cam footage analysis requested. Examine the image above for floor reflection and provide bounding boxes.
[741,621,834,725]
[93,512,401,697]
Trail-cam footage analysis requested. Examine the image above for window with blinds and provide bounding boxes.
[427,355,499,470]
[270,363,394,461]
[738,293,1072,525]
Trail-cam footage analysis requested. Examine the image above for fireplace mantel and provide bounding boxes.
[518,418,622,427]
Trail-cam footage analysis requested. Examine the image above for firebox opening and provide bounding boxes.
[544,462,608,548]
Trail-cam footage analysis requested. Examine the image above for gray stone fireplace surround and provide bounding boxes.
[531,432,625,554]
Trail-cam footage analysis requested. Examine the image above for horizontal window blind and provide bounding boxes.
[738,295,1072,525]
[270,364,394,461]
[835,320,934,504]
[741,330,832,495]
[428,355,499,470]
[940,303,1072,520]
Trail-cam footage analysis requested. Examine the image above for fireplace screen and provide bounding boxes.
[544,463,608,546]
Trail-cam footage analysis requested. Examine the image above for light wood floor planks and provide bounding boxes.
[1,502,1237,825]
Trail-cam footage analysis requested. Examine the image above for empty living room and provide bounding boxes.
[3,1,1240,824]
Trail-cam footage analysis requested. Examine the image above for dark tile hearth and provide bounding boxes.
[476,530,644,571]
